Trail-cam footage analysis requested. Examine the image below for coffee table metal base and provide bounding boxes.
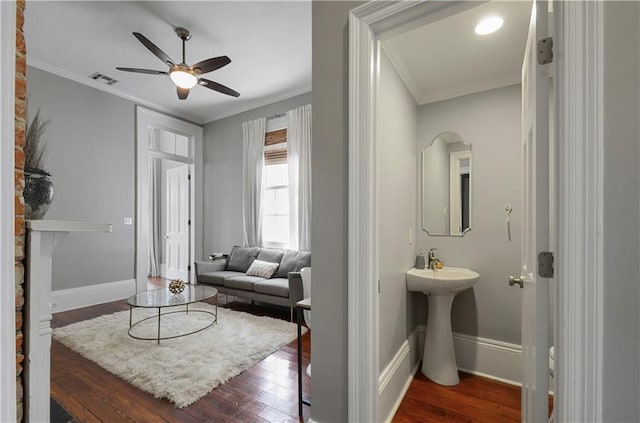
[128,304,217,343]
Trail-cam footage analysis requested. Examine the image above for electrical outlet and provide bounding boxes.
[124,217,133,225]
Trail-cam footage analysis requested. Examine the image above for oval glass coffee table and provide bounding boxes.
[127,285,218,343]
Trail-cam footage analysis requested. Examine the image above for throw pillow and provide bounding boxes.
[246,259,279,279]
[257,248,285,264]
[276,249,311,278]
[227,246,261,272]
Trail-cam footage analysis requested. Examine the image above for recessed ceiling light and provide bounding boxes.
[475,16,504,35]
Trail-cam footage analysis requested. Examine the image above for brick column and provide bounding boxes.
[15,0,26,421]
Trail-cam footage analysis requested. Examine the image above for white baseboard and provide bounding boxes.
[452,331,522,386]
[378,326,424,423]
[51,279,136,313]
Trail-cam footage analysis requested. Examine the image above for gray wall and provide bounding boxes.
[26,66,135,290]
[416,84,522,344]
[602,1,640,421]
[377,51,421,372]
[202,92,311,254]
[311,1,363,422]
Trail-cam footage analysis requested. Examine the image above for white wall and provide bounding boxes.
[602,2,640,421]
[202,92,311,254]
[416,84,522,344]
[311,2,364,421]
[159,158,185,268]
[27,66,135,290]
[377,51,420,372]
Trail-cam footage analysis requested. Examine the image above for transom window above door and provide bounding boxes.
[148,127,191,158]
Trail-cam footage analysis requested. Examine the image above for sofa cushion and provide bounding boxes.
[257,248,285,264]
[224,275,265,291]
[227,246,261,272]
[197,271,243,286]
[246,259,279,278]
[276,250,311,278]
[253,278,290,298]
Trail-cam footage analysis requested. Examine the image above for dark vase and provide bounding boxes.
[24,168,54,220]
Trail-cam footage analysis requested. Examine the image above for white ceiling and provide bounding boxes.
[24,1,311,125]
[382,1,532,105]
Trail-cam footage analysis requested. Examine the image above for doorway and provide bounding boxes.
[348,0,609,422]
[148,158,192,281]
[135,107,203,293]
[163,162,191,280]
[347,1,562,422]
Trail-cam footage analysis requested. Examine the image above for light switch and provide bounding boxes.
[124,217,133,225]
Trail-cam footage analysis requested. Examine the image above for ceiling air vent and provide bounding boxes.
[89,72,118,85]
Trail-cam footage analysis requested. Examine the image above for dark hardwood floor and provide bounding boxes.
[393,370,554,422]
[51,279,311,423]
[52,278,548,422]
[393,371,522,422]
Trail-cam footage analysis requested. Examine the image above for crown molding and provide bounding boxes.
[27,57,202,124]
[202,86,312,124]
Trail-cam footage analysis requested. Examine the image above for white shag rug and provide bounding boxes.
[53,303,305,408]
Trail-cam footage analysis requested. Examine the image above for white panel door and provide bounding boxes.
[165,165,190,280]
[520,1,550,421]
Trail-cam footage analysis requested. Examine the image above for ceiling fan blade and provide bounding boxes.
[116,67,168,75]
[199,78,240,97]
[132,32,175,67]
[191,56,231,75]
[177,87,190,100]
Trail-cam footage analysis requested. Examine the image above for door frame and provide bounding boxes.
[135,107,203,292]
[0,1,17,421]
[348,1,604,422]
[448,150,471,235]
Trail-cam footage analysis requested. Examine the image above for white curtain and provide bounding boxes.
[148,158,161,277]
[242,117,267,247]
[287,104,312,251]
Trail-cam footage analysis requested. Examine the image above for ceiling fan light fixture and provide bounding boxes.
[170,68,197,89]
[475,16,504,35]
[119,29,239,98]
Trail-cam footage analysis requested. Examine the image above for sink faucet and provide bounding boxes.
[427,248,441,270]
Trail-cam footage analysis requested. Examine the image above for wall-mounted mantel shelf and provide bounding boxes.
[25,220,111,423]
[27,219,112,232]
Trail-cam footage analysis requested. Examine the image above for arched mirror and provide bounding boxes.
[421,131,472,236]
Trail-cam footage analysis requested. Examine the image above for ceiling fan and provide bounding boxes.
[117,27,240,100]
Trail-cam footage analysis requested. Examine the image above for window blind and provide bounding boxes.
[264,128,287,165]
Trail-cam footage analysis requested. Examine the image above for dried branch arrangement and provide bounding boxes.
[24,109,50,172]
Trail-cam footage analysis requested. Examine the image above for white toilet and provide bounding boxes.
[549,346,555,423]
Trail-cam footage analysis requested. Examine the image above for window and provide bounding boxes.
[262,124,289,248]
[263,163,289,248]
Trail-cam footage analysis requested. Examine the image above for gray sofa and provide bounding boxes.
[194,246,310,317]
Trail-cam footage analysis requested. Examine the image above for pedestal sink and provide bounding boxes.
[406,266,479,386]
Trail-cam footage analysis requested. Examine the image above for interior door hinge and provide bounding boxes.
[537,37,553,65]
[538,251,554,278]
[187,265,191,271]
[187,174,191,180]
[378,280,381,294]
[188,220,191,225]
